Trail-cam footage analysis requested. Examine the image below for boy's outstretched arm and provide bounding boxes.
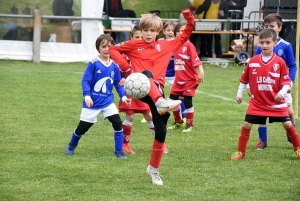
[109,42,132,72]
[169,9,194,52]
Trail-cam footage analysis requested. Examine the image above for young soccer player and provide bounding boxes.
[118,25,168,154]
[250,13,297,150]
[161,21,187,122]
[65,34,131,159]
[168,22,204,132]
[231,29,300,161]
[109,9,194,185]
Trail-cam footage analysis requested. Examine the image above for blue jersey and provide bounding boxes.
[166,54,175,78]
[81,57,126,109]
[254,37,297,82]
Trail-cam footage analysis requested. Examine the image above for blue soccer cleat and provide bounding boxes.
[115,151,127,159]
[65,144,77,155]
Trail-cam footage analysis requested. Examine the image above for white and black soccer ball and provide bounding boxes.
[124,72,150,99]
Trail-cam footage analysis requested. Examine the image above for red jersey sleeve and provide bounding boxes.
[109,40,136,72]
[168,9,194,53]
[188,42,202,67]
[279,58,291,87]
[239,63,250,84]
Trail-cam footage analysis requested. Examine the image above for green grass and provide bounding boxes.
[1,60,300,201]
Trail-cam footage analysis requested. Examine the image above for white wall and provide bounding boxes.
[0,0,104,62]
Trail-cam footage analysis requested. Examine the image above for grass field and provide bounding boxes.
[1,60,300,201]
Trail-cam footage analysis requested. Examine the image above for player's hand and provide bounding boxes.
[182,8,193,19]
[85,97,93,107]
[274,93,283,102]
[122,96,131,106]
[197,73,204,83]
[247,88,252,97]
[236,97,243,104]
[119,78,125,86]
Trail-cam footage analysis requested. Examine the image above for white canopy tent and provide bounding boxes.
[0,0,104,62]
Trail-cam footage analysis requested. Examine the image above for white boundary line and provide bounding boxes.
[196,90,249,105]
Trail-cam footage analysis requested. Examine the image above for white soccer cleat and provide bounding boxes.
[146,165,163,185]
[155,98,182,114]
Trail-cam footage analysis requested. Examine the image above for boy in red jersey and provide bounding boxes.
[118,26,168,154]
[231,29,300,160]
[109,9,194,185]
[168,22,204,132]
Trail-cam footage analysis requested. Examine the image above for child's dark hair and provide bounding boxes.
[259,28,277,41]
[163,21,176,30]
[132,25,140,35]
[264,13,283,27]
[95,34,114,51]
[174,22,186,34]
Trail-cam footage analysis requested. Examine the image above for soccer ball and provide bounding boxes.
[124,72,150,99]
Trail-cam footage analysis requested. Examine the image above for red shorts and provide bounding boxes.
[119,98,150,115]
[170,80,199,97]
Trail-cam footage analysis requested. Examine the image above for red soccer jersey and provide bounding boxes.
[239,53,291,117]
[108,9,194,87]
[173,40,202,83]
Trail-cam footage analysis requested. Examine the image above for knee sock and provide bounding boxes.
[238,127,251,153]
[286,124,296,142]
[285,126,300,150]
[172,105,183,123]
[69,131,81,146]
[114,130,124,153]
[122,120,132,144]
[185,107,194,126]
[148,78,162,103]
[258,126,267,143]
[149,139,164,168]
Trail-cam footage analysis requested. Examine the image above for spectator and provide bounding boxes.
[227,0,247,41]
[195,0,229,58]
[189,0,205,60]
[103,0,132,43]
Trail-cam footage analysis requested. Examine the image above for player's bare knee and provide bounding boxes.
[107,114,122,131]
[243,121,252,129]
[75,120,93,136]
[282,121,293,129]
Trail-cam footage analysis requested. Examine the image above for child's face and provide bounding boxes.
[175,25,186,37]
[141,28,160,43]
[98,40,111,59]
[163,25,175,39]
[264,22,282,37]
[132,30,142,40]
[259,37,277,56]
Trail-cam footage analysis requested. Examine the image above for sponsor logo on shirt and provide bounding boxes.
[97,70,101,73]
[249,63,261,67]
[182,46,187,53]
[252,69,257,74]
[283,75,289,79]
[178,53,190,60]
[277,49,283,56]
[268,72,280,78]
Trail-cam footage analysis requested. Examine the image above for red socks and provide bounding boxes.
[149,139,164,168]
[185,112,194,126]
[122,124,132,144]
[238,127,251,153]
[285,126,300,150]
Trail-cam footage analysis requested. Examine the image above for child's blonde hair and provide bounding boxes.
[139,13,163,32]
